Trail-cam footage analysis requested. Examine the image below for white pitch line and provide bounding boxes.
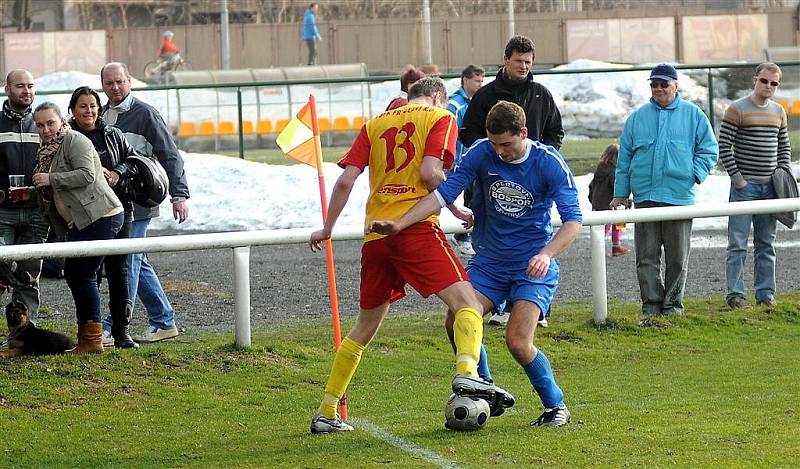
[350,417,463,469]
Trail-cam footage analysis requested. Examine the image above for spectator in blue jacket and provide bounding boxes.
[447,64,484,258]
[611,63,718,317]
[302,3,322,66]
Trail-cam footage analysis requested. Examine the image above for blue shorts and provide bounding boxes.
[467,255,559,319]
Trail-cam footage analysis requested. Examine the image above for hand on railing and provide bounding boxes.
[609,197,631,210]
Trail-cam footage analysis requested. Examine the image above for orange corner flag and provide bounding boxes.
[276,101,320,169]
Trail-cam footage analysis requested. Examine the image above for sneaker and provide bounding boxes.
[455,239,475,258]
[135,326,179,343]
[611,245,630,257]
[310,414,353,434]
[531,406,571,427]
[662,307,684,317]
[727,296,750,310]
[537,318,549,328]
[452,375,515,416]
[487,312,509,326]
[101,329,115,347]
[757,298,778,307]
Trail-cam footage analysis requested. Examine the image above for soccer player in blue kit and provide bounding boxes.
[369,100,582,426]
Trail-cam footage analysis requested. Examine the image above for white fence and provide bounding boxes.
[1,198,799,348]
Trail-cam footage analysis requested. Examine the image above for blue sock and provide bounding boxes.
[496,300,507,315]
[477,343,492,380]
[523,350,564,409]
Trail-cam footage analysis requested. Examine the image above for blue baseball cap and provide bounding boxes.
[649,63,678,81]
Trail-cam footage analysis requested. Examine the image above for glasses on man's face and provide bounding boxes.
[649,81,671,89]
[757,77,780,87]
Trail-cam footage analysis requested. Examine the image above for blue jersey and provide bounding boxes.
[437,138,582,262]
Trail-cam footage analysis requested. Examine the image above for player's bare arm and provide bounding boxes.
[310,165,361,252]
[448,204,474,229]
[527,220,582,278]
[368,191,442,235]
[419,155,446,191]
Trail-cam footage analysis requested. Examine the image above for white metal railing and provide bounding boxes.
[0,198,798,347]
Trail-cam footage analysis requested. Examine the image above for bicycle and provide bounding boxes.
[143,55,192,83]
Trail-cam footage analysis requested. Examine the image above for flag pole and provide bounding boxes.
[308,94,348,420]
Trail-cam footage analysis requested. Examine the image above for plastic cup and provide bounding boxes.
[8,174,24,188]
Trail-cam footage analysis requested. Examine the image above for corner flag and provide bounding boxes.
[276,101,322,169]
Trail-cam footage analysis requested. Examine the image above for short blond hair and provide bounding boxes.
[754,62,781,80]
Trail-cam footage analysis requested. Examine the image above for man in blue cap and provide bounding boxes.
[610,63,718,316]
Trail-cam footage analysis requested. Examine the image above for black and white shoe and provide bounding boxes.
[531,406,571,427]
[310,414,354,434]
[451,375,515,416]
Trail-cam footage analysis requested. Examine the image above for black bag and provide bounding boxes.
[127,155,169,208]
[771,166,799,229]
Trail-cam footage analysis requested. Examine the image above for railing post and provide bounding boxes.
[707,67,715,124]
[237,87,244,159]
[233,246,251,348]
[590,224,608,325]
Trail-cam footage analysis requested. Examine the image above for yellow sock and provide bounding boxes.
[318,336,366,418]
[453,307,482,376]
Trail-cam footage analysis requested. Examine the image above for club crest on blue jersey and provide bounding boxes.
[489,180,533,218]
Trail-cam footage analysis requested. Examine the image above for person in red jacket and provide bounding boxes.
[154,31,181,75]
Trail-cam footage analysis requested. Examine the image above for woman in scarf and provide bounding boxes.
[68,87,139,349]
[31,102,123,353]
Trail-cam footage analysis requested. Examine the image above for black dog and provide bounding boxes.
[2,300,74,357]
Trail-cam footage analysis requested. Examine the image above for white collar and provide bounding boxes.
[498,139,532,165]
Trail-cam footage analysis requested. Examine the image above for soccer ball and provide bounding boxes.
[444,394,490,431]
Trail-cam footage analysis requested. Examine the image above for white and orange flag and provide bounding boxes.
[276,100,322,170]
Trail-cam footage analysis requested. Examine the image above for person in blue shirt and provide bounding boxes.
[302,3,322,66]
[370,100,582,427]
[611,63,718,317]
[447,64,485,258]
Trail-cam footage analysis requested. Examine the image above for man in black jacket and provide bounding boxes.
[0,69,49,316]
[461,36,562,328]
[100,62,190,344]
[460,35,563,150]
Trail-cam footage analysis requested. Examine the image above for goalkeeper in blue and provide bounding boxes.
[370,100,582,427]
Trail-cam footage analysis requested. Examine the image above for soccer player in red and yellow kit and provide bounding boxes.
[309,77,513,433]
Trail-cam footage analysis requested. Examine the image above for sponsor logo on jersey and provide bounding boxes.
[489,180,533,218]
[377,184,417,195]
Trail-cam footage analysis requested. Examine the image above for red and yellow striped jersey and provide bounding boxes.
[339,103,457,241]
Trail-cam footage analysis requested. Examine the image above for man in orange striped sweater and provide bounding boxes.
[719,62,791,310]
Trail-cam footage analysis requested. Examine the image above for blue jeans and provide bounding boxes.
[726,182,777,303]
[64,213,124,324]
[0,207,50,317]
[633,201,692,315]
[102,217,176,331]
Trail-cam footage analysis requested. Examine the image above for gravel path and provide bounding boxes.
[36,228,800,333]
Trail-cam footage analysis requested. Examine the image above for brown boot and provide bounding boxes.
[67,321,104,354]
[612,245,630,257]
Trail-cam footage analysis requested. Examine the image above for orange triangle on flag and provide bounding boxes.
[296,102,314,130]
[285,138,319,167]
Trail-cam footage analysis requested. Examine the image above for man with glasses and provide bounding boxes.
[611,63,718,317]
[719,62,790,310]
